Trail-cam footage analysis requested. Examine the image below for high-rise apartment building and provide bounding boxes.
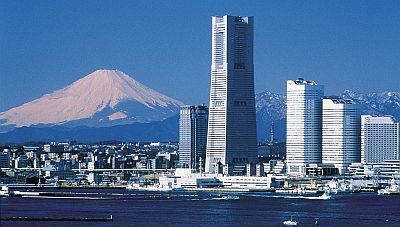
[179,105,208,170]
[361,115,400,164]
[286,78,324,175]
[322,98,360,174]
[205,15,257,175]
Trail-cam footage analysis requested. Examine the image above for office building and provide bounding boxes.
[286,78,324,175]
[44,144,65,153]
[361,115,400,163]
[0,149,10,168]
[179,105,208,170]
[205,15,257,175]
[322,98,360,174]
[15,154,28,169]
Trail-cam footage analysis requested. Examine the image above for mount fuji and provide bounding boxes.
[0,70,184,132]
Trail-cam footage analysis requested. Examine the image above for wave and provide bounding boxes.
[21,195,110,200]
[243,193,330,200]
[188,195,240,201]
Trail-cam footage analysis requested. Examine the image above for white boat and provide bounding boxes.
[0,185,10,197]
[318,192,331,200]
[284,191,331,200]
[214,195,240,200]
[283,216,298,226]
[326,179,353,194]
[306,192,331,200]
[378,179,400,195]
[126,183,176,191]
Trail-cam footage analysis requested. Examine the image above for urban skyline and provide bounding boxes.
[2,5,400,225]
[285,77,399,176]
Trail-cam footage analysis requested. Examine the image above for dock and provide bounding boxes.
[0,215,113,222]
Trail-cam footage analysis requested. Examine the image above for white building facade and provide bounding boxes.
[286,78,324,175]
[205,15,257,175]
[322,98,360,174]
[361,115,400,164]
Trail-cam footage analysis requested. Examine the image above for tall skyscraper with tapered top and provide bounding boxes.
[205,15,257,175]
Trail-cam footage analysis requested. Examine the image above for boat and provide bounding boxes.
[306,191,331,200]
[284,191,331,200]
[0,185,27,197]
[325,179,355,194]
[126,183,176,191]
[283,216,298,226]
[216,195,240,200]
[319,192,331,200]
[378,179,400,195]
[0,186,10,197]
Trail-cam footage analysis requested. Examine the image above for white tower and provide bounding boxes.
[286,78,324,175]
[322,98,360,174]
[205,15,257,175]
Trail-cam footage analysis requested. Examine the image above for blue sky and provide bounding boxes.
[1,0,399,111]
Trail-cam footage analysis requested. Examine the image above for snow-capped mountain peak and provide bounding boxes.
[0,70,184,129]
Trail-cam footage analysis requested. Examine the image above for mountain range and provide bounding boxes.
[0,70,183,132]
[255,90,400,142]
[0,69,399,143]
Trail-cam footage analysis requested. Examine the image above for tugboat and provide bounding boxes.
[283,216,298,226]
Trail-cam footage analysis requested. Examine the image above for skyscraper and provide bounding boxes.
[361,115,400,164]
[205,15,257,175]
[322,98,360,174]
[286,78,324,175]
[179,105,208,170]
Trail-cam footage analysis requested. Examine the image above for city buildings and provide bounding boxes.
[361,115,400,164]
[0,149,10,168]
[15,155,28,169]
[0,142,180,186]
[205,15,257,175]
[179,105,208,170]
[322,98,360,174]
[286,78,324,175]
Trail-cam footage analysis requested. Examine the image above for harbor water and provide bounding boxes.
[1,188,399,226]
